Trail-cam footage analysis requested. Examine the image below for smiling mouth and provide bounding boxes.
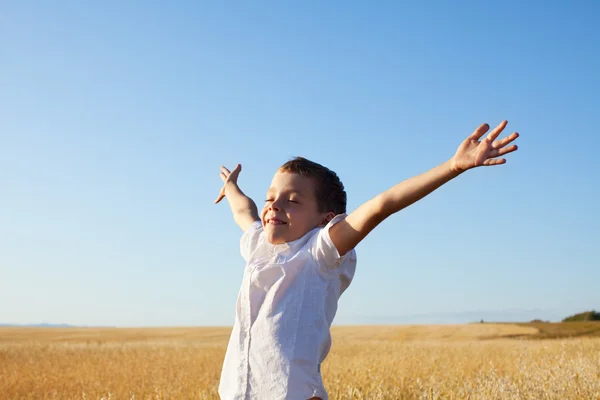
[266,218,287,226]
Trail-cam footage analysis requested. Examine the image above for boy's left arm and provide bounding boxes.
[329,120,520,256]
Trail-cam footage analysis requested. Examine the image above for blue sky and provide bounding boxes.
[1,1,598,327]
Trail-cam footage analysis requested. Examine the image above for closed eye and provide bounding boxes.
[264,198,299,203]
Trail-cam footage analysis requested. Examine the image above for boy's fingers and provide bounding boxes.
[220,172,227,181]
[469,123,490,140]
[214,193,225,204]
[492,132,519,149]
[483,158,506,166]
[486,120,508,142]
[221,166,231,175]
[490,144,518,158]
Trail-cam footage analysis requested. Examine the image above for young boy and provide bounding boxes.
[214,121,519,399]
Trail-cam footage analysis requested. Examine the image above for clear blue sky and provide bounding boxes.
[1,1,598,327]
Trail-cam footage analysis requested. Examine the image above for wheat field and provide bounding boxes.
[1,324,599,399]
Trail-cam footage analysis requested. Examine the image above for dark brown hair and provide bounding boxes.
[279,157,346,214]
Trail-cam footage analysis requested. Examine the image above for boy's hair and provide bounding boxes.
[279,157,347,215]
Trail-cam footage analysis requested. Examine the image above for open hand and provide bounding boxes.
[214,164,242,204]
[450,120,519,173]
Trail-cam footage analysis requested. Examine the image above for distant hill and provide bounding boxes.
[0,323,76,328]
[562,310,600,322]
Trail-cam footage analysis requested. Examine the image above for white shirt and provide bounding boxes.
[218,214,357,400]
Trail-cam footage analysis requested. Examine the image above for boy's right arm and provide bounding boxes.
[214,164,260,232]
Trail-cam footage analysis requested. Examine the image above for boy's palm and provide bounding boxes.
[214,164,242,204]
[451,120,519,173]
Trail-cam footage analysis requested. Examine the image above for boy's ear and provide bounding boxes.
[320,212,335,226]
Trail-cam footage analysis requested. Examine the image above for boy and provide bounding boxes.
[215,121,519,399]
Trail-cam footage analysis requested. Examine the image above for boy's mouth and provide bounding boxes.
[266,218,287,226]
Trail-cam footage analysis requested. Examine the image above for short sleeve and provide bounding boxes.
[309,213,357,272]
[240,221,264,263]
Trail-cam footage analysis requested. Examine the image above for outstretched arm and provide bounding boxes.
[329,120,520,256]
[214,164,260,232]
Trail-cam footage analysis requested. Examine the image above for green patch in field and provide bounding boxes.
[513,322,600,340]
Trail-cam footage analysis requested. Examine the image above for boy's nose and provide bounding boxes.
[270,199,283,210]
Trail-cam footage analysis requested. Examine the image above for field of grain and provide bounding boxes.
[1,324,599,399]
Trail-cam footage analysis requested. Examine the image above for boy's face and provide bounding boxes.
[261,171,333,244]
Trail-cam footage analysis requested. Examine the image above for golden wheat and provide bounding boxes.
[1,325,599,399]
